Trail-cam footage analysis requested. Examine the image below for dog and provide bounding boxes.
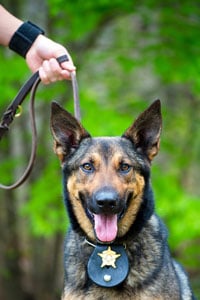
[50,100,195,300]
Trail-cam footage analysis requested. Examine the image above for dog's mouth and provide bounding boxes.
[81,189,132,243]
[93,213,118,243]
[86,208,126,243]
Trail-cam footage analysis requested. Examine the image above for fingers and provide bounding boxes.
[26,35,76,84]
[39,57,76,85]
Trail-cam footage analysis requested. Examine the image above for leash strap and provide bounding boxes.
[0,55,80,189]
[0,78,40,190]
[71,71,81,121]
[0,71,39,140]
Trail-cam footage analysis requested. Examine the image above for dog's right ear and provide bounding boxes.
[50,102,90,162]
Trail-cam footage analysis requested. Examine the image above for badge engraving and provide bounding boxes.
[98,246,121,268]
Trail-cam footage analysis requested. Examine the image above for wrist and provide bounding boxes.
[9,21,45,58]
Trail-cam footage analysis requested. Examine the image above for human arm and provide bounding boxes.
[0,5,76,84]
[0,5,23,46]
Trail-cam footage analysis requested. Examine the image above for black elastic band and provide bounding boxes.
[9,21,45,58]
[57,55,69,64]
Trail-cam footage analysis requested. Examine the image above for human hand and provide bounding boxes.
[26,35,76,84]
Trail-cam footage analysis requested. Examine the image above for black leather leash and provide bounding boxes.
[0,55,80,190]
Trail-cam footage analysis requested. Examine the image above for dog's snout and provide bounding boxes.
[92,188,122,214]
[96,191,118,209]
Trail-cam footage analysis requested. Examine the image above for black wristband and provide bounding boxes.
[9,21,45,58]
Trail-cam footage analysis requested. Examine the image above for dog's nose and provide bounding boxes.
[94,189,118,213]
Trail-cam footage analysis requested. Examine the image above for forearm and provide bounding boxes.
[0,4,75,83]
[0,5,22,46]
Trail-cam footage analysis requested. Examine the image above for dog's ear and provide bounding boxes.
[50,102,90,162]
[122,100,162,162]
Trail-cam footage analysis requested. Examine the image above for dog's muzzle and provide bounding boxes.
[92,187,123,215]
[87,187,125,243]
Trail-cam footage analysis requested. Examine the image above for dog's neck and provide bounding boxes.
[85,239,129,288]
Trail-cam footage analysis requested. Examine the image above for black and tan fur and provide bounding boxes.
[50,100,195,300]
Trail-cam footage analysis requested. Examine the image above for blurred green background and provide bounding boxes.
[0,1,199,299]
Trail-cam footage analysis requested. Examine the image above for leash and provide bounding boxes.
[0,55,80,190]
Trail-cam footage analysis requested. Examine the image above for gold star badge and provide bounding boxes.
[98,246,121,268]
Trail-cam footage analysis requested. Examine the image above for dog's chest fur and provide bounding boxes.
[62,215,181,300]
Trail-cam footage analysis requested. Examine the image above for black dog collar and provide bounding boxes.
[87,244,129,288]
[9,21,45,58]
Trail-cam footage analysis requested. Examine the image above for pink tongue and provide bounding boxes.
[94,214,118,242]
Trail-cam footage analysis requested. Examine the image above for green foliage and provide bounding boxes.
[21,160,68,236]
[153,167,200,267]
[154,182,200,299]
[0,53,29,88]
[49,0,135,40]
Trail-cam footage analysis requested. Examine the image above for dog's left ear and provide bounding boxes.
[122,100,162,162]
[50,102,90,162]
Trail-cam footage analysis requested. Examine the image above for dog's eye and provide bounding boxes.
[119,163,131,173]
[81,163,94,173]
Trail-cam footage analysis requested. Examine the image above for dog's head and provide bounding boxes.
[50,100,162,243]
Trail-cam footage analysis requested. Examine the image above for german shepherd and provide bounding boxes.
[50,100,195,300]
